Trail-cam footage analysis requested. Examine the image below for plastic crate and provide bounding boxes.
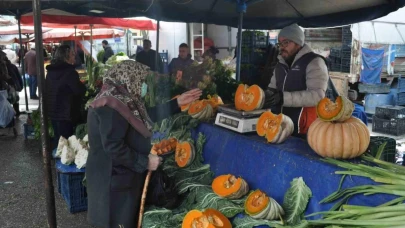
[330,48,341,58]
[396,92,405,106]
[241,51,265,65]
[375,105,405,119]
[359,83,391,94]
[366,136,397,163]
[372,115,405,136]
[241,32,268,49]
[59,172,87,213]
[397,76,405,93]
[22,123,35,139]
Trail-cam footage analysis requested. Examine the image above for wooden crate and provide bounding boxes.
[330,72,349,98]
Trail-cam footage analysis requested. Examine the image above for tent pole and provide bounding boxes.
[32,0,57,227]
[236,11,243,81]
[74,25,77,52]
[90,24,93,61]
[16,11,29,111]
[155,20,160,73]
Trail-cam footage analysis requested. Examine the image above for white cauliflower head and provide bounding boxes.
[75,148,89,169]
[56,136,68,158]
[82,134,88,143]
[61,145,75,165]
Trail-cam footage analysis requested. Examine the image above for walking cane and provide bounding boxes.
[137,149,158,228]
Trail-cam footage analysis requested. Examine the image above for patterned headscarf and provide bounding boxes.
[90,60,153,138]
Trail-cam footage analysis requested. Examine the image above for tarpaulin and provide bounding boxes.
[360,48,385,84]
[353,103,369,125]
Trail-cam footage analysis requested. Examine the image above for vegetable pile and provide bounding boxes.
[55,134,89,169]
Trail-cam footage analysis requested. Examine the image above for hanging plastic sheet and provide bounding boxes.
[360,48,385,84]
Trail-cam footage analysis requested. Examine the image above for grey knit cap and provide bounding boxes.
[278,23,305,46]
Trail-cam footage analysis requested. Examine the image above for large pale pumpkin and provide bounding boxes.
[188,100,213,120]
[235,84,265,111]
[307,117,370,159]
[212,174,249,199]
[256,111,294,144]
[245,190,284,221]
[152,138,178,155]
[317,96,354,122]
[182,208,231,228]
[175,141,196,168]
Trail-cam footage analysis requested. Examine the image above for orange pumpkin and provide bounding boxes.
[188,100,213,120]
[244,190,284,220]
[256,111,294,144]
[307,117,370,159]
[317,96,354,122]
[207,95,224,110]
[175,141,196,168]
[182,209,231,228]
[212,174,249,199]
[152,138,178,155]
[235,84,265,111]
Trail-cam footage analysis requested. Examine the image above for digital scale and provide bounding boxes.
[214,105,268,133]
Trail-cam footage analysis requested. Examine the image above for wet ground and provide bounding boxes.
[0,115,92,228]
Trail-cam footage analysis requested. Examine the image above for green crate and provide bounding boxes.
[366,136,397,163]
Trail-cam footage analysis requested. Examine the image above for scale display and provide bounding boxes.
[215,113,258,133]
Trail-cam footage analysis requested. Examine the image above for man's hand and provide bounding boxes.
[176,88,202,107]
[264,88,283,107]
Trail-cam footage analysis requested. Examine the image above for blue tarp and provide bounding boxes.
[360,48,385,84]
[185,123,393,225]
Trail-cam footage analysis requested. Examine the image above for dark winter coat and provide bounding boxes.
[45,61,86,123]
[86,99,180,228]
[136,49,163,73]
[168,54,196,75]
[103,45,115,64]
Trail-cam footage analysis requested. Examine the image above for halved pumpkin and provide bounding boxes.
[212,174,249,199]
[172,95,191,112]
[316,96,354,122]
[256,111,294,144]
[235,84,265,111]
[182,208,231,228]
[188,100,213,120]
[175,141,196,168]
[208,95,224,110]
[245,190,284,221]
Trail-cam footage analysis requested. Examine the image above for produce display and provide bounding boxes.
[317,96,354,122]
[152,138,178,156]
[256,111,294,144]
[212,174,249,199]
[235,84,265,111]
[244,190,284,221]
[307,117,370,159]
[175,141,196,168]
[182,208,231,228]
[188,100,214,121]
[55,135,89,169]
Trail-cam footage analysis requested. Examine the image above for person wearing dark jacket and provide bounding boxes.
[102,40,114,64]
[45,45,86,146]
[86,61,202,228]
[136,39,163,73]
[168,43,196,75]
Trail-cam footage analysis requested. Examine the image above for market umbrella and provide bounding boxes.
[0,25,51,35]
[40,28,125,42]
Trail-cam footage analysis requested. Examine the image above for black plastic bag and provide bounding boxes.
[146,166,180,209]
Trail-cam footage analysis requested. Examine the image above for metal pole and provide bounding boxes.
[90,24,93,61]
[74,25,77,53]
[236,12,243,81]
[32,0,57,227]
[155,20,160,73]
[16,11,29,111]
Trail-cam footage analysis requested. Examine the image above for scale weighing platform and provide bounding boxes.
[214,105,268,133]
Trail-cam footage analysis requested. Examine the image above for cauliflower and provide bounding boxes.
[61,145,75,165]
[55,136,68,158]
[82,134,88,143]
[68,135,79,151]
[75,148,89,169]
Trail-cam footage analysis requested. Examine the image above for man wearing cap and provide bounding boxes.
[263,23,329,137]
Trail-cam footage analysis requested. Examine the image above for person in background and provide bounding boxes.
[17,45,27,66]
[202,46,219,60]
[168,43,196,75]
[136,39,163,73]
[24,44,38,99]
[263,23,329,137]
[3,45,18,65]
[86,61,202,228]
[102,40,114,64]
[45,45,86,148]
[1,50,23,116]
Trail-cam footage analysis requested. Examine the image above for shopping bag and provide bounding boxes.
[0,90,15,128]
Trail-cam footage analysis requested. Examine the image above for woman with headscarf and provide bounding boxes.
[86,60,202,228]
